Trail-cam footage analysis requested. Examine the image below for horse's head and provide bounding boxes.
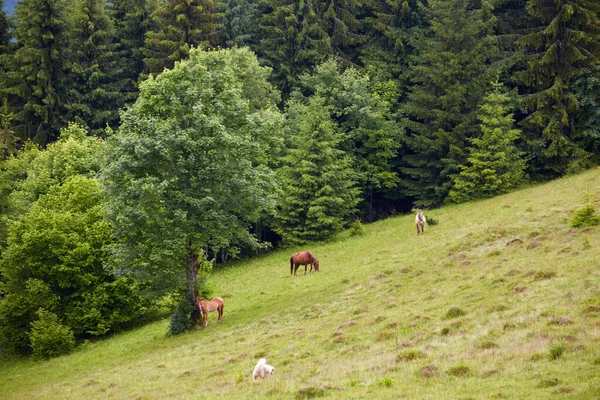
[314,259,320,272]
[417,209,424,220]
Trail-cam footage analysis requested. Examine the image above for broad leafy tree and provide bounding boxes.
[0,124,144,356]
[515,0,600,175]
[449,82,526,203]
[217,0,260,48]
[102,48,281,320]
[276,95,359,244]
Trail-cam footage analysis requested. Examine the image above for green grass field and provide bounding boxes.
[1,168,600,399]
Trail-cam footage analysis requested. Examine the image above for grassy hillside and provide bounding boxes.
[1,168,600,399]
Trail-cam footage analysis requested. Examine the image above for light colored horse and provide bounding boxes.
[197,297,224,327]
[415,209,426,234]
[290,250,319,276]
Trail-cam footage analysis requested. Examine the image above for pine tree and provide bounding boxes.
[515,0,600,175]
[108,0,152,105]
[9,0,69,144]
[66,0,128,136]
[276,96,360,244]
[360,0,427,90]
[400,0,497,207]
[143,0,220,75]
[294,60,401,221]
[256,0,364,98]
[449,82,526,203]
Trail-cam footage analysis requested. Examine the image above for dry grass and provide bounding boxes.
[1,168,600,399]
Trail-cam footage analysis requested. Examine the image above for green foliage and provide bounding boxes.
[276,95,360,244]
[64,0,128,136]
[349,220,365,237]
[444,306,466,319]
[217,0,259,48]
[256,0,364,97]
[102,47,282,299]
[168,292,196,336]
[449,82,526,203]
[29,309,75,359]
[548,341,565,360]
[143,0,220,75]
[401,0,498,207]
[293,60,402,221]
[571,205,600,228]
[377,377,394,387]
[9,0,70,144]
[515,0,600,174]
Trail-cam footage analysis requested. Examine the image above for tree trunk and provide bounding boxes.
[187,249,201,323]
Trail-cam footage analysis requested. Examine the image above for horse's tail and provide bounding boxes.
[290,256,294,275]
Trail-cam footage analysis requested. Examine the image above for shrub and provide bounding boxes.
[169,292,196,336]
[571,205,600,228]
[396,349,426,362]
[448,365,471,377]
[444,306,466,319]
[549,342,565,360]
[349,220,365,236]
[29,309,75,359]
[377,377,394,387]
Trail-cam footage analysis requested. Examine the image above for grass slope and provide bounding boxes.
[1,169,600,399]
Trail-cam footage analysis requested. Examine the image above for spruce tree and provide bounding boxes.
[66,0,128,136]
[360,0,427,90]
[109,0,152,102]
[256,0,364,98]
[276,96,360,244]
[295,60,401,221]
[143,0,220,75]
[515,0,600,175]
[449,82,526,203]
[9,0,69,144]
[400,0,497,207]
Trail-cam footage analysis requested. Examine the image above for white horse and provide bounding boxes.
[415,209,426,234]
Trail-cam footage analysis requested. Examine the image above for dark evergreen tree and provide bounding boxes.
[515,0,600,176]
[400,0,497,207]
[276,95,360,244]
[256,0,364,98]
[217,0,260,48]
[8,0,69,144]
[571,65,600,169]
[294,60,401,221]
[66,0,128,136]
[143,0,220,75]
[449,82,526,203]
[360,0,428,92]
[109,0,152,103]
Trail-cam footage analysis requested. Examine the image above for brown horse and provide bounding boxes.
[415,209,426,234]
[197,297,224,327]
[290,250,319,276]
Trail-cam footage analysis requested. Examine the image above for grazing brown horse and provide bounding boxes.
[415,209,426,234]
[290,250,319,276]
[197,297,224,327]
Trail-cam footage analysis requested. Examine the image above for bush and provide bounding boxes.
[29,309,75,359]
[571,205,600,228]
[549,341,565,360]
[349,220,365,236]
[444,306,466,319]
[169,292,197,336]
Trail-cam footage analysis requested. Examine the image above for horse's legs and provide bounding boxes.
[218,305,223,321]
